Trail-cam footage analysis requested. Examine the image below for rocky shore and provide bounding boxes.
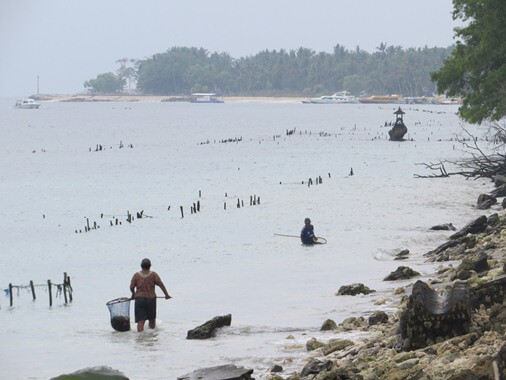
[264,198,505,379]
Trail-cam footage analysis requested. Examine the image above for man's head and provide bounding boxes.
[141,258,151,270]
[304,217,311,225]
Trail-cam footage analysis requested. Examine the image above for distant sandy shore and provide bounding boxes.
[33,94,307,104]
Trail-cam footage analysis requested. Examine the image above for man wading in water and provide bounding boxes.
[130,258,171,332]
[301,217,318,245]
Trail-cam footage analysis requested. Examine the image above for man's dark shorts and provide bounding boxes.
[134,297,156,322]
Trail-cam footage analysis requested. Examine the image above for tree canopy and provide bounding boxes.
[84,72,126,94]
[431,0,506,124]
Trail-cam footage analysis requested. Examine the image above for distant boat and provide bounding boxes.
[302,91,358,104]
[358,95,403,104]
[189,93,224,103]
[14,98,40,109]
[438,97,463,105]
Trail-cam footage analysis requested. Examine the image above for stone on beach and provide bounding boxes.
[477,193,497,209]
[383,266,420,281]
[51,366,128,380]
[320,319,337,331]
[450,215,488,239]
[186,314,232,339]
[336,283,375,295]
[430,223,456,231]
[368,311,389,326]
[177,364,253,380]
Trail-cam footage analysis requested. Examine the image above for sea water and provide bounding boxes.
[0,100,492,379]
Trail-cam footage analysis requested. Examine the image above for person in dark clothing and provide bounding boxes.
[301,217,318,245]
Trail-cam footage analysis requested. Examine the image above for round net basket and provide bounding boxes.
[106,297,131,332]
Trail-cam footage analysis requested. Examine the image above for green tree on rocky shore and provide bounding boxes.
[84,72,126,94]
[431,0,506,124]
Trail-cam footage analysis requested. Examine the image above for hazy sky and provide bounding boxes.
[0,0,459,97]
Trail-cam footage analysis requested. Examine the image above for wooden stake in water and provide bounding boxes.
[30,280,36,300]
[9,283,13,307]
[67,275,73,302]
[63,272,68,304]
[180,206,184,218]
[48,280,52,307]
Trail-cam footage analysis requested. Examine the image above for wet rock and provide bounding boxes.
[430,223,457,231]
[300,359,333,377]
[458,252,490,274]
[388,121,408,141]
[306,337,325,351]
[51,366,128,380]
[321,319,337,331]
[502,197,506,209]
[470,275,506,309]
[450,215,488,239]
[400,281,471,350]
[394,249,410,261]
[322,339,354,356]
[177,364,253,380]
[476,193,497,209]
[186,314,231,339]
[425,235,475,261]
[383,266,420,281]
[270,364,283,373]
[368,311,389,326]
[336,283,374,296]
[491,184,506,197]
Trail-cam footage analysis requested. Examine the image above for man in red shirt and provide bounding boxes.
[130,258,171,332]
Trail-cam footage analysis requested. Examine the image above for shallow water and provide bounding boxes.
[0,100,493,379]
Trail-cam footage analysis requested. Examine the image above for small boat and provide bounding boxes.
[358,95,403,104]
[189,93,224,103]
[302,91,358,104]
[14,98,41,109]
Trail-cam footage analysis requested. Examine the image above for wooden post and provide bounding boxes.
[250,196,253,206]
[86,218,90,230]
[115,218,119,225]
[237,199,240,208]
[63,273,68,304]
[257,197,260,204]
[199,190,201,198]
[253,195,257,205]
[197,201,200,212]
[167,206,171,211]
[9,283,13,307]
[67,275,73,302]
[30,280,36,300]
[101,213,103,218]
[193,203,196,213]
[48,280,52,307]
[224,202,226,210]
[180,206,184,218]
[241,200,244,207]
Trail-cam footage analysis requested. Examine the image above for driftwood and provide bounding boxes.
[400,280,471,350]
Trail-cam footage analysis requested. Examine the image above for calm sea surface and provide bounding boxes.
[0,99,490,379]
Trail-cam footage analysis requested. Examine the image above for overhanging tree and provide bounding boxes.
[431,0,506,124]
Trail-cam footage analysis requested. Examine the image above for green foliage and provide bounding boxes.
[431,0,506,124]
[120,45,453,97]
[84,72,125,94]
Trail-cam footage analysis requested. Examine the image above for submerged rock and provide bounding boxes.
[450,215,488,239]
[320,319,337,331]
[336,283,374,295]
[383,266,420,281]
[430,223,456,231]
[51,366,128,380]
[477,193,497,210]
[186,314,232,339]
[368,311,389,326]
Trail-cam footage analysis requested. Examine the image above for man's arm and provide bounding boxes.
[154,273,171,299]
[130,275,137,299]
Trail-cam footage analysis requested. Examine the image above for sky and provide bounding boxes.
[0,0,460,97]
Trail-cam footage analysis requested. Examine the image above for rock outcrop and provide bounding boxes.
[336,283,374,295]
[186,314,232,339]
[177,364,253,380]
[384,266,420,281]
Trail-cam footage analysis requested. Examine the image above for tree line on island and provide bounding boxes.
[84,44,454,98]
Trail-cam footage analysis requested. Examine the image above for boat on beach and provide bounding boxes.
[302,91,358,104]
[14,98,41,109]
[358,94,403,104]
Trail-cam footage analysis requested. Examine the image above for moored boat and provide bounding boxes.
[302,91,358,104]
[14,98,41,109]
[189,93,224,103]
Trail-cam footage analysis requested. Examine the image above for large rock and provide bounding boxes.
[177,364,253,380]
[300,359,333,377]
[368,311,389,326]
[186,314,232,339]
[450,215,488,239]
[388,121,408,141]
[476,193,497,209]
[320,319,337,331]
[429,223,456,231]
[400,280,471,350]
[336,283,374,295]
[470,275,506,309]
[383,266,420,281]
[491,184,506,197]
[51,366,128,380]
[322,339,354,355]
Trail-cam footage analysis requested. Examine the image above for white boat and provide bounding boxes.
[189,93,224,103]
[302,91,358,104]
[14,98,41,109]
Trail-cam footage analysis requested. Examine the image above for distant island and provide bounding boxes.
[79,44,454,98]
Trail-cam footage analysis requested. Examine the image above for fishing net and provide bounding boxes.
[106,297,131,332]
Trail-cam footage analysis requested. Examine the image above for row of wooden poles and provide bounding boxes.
[76,210,146,233]
[8,272,73,307]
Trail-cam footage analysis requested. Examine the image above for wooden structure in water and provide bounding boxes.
[388,107,408,141]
